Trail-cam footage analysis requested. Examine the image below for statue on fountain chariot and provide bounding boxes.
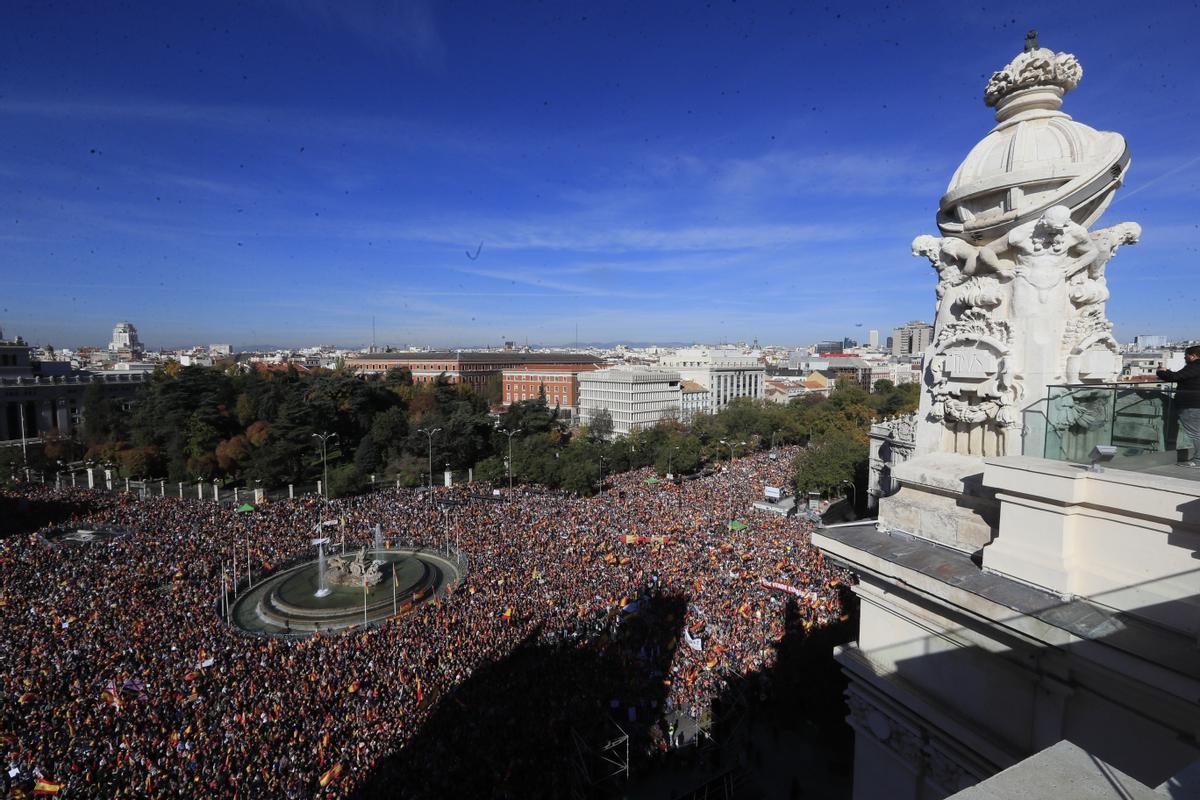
[327,546,385,587]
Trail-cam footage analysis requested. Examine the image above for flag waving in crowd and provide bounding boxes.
[0,446,847,798]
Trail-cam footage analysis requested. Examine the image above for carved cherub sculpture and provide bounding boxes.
[913,235,1002,329]
[1070,222,1141,308]
[975,206,1098,316]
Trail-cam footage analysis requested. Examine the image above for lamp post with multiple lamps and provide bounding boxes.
[668,445,682,509]
[719,439,746,530]
[500,428,522,497]
[312,432,337,500]
[416,427,441,500]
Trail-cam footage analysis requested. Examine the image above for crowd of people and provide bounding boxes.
[0,447,850,798]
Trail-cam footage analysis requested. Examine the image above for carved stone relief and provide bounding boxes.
[907,40,1139,459]
[914,204,1137,457]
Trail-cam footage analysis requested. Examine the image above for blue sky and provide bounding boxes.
[3,1,1198,349]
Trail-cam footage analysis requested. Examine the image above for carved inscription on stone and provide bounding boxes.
[943,348,998,381]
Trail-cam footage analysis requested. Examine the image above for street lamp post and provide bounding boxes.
[598,454,606,497]
[416,427,441,502]
[719,439,746,530]
[668,445,682,509]
[771,431,779,450]
[312,432,338,500]
[500,428,522,497]
[17,401,28,466]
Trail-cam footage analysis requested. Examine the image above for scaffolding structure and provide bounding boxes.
[569,718,630,799]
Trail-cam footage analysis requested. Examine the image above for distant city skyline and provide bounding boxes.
[4,1,1199,346]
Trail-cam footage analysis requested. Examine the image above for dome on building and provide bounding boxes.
[936,39,1130,244]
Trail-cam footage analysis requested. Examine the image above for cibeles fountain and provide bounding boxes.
[871,34,1141,550]
[229,534,463,635]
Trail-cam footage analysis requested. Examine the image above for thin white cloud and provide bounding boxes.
[369,219,871,253]
[646,149,952,199]
[1114,153,1200,203]
[273,0,446,69]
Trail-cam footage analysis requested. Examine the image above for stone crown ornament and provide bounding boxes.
[937,36,1128,247]
[984,47,1083,108]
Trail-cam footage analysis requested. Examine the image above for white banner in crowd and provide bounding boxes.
[759,578,811,600]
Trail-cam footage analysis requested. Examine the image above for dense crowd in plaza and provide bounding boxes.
[0,447,849,798]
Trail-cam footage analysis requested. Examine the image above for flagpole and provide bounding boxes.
[363,578,368,626]
[246,538,252,589]
[392,569,397,617]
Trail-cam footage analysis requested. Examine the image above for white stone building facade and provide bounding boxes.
[679,380,710,422]
[656,348,764,412]
[577,367,682,438]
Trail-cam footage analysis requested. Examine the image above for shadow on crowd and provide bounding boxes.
[353,587,858,800]
[0,492,90,538]
[648,590,857,800]
[354,593,689,800]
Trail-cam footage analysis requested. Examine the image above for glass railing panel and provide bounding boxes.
[1112,385,1172,453]
[1040,383,1178,464]
[1044,385,1116,462]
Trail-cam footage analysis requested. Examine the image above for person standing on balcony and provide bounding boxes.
[1157,346,1200,467]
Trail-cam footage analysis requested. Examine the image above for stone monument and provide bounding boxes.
[874,36,1141,550]
[327,547,385,587]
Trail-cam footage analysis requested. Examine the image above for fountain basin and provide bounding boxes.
[229,548,460,636]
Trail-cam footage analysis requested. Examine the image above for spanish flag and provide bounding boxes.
[348,681,360,694]
[18,692,35,705]
[502,607,513,621]
[33,779,64,795]
[318,763,343,788]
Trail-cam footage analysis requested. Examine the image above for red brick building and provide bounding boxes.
[345,351,603,396]
[501,363,601,411]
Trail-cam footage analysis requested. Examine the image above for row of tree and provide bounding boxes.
[65,364,919,501]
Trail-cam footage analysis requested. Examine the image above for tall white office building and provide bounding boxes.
[577,367,682,439]
[890,321,933,357]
